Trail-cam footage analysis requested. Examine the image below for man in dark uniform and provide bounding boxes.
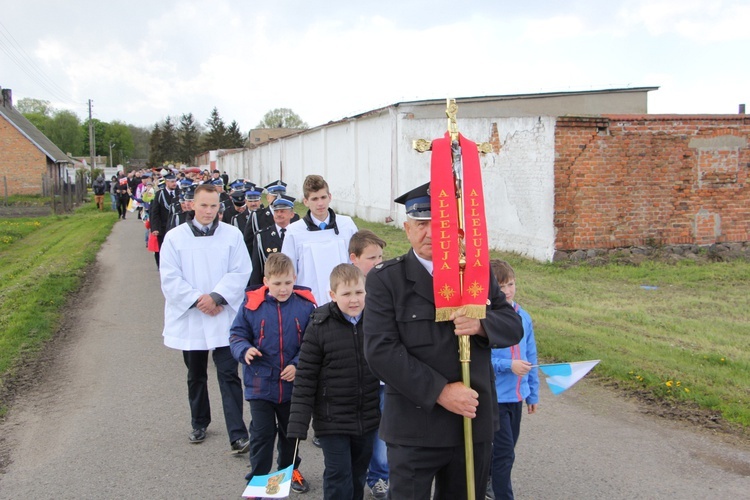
[167,185,195,231]
[149,173,181,269]
[242,183,264,257]
[229,191,251,234]
[363,183,524,500]
[248,194,296,286]
[222,180,245,224]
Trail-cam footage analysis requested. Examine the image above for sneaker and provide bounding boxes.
[367,478,389,500]
[230,437,250,454]
[312,436,322,448]
[291,469,310,494]
[188,427,206,443]
[485,478,495,500]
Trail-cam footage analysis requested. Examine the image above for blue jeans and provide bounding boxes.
[318,430,375,500]
[366,385,389,487]
[490,401,523,500]
[110,193,117,210]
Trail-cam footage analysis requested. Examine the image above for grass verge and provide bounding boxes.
[0,197,117,414]
[354,216,750,430]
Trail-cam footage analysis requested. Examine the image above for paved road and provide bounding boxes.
[0,218,748,499]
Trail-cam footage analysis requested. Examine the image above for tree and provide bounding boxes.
[16,97,53,116]
[256,108,308,129]
[225,120,244,148]
[202,107,227,150]
[82,118,110,157]
[104,121,135,167]
[128,124,151,161]
[160,116,179,164]
[46,110,83,156]
[148,124,163,166]
[179,113,200,164]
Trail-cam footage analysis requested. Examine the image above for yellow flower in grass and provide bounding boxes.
[676,381,681,387]
[684,388,690,393]
[665,381,673,388]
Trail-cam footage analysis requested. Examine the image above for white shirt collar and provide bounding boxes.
[311,214,330,226]
[191,220,209,232]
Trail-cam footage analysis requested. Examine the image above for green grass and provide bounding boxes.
[2,200,748,429]
[351,216,750,428]
[0,197,117,408]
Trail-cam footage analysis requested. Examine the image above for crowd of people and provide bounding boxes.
[114,166,536,499]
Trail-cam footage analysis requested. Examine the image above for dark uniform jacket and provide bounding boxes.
[148,187,181,236]
[231,209,250,235]
[250,206,275,235]
[363,249,524,447]
[287,302,380,440]
[248,225,285,286]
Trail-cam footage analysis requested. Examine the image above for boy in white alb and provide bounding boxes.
[281,174,357,305]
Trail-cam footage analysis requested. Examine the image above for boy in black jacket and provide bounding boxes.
[287,264,380,500]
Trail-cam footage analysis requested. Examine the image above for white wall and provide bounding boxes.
[216,109,556,261]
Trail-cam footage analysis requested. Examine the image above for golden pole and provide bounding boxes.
[448,99,475,500]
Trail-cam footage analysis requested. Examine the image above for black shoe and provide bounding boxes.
[230,437,250,454]
[291,469,310,493]
[189,427,206,443]
[312,436,322,448]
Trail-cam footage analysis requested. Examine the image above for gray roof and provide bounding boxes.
[0,103,73,164]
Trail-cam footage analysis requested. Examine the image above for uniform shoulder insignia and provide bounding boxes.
[372,255,404,272]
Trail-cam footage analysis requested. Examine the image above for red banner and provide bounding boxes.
[430,133,489,321]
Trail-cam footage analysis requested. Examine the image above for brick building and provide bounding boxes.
[555,115,750,250]
[0,87,72,195]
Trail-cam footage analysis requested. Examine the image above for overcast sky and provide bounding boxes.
[2,1,747,132]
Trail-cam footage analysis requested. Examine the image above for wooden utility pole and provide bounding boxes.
[88,99,95,173]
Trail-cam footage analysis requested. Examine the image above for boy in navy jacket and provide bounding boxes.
[229,253,316,493]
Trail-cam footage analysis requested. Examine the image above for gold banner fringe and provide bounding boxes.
[435,307,461,322]
[435,305,487,322]
[463,305,487,320]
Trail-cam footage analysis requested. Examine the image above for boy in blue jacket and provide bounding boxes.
[229,253,317,493]
[488,259,539,500]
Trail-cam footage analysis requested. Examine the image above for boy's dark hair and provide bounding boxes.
[264,253,295,278]
[490,259,515,285]
[348,229,386,256]
[194,183,218,196]
[302,174,329,199]
[329,263,364,293]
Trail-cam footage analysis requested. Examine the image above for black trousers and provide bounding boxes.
[318,430,375,500]
[116,196,129,218]
[247,400,301,479]
[182,347,247,444]
[154,235,164,269]
[387,441,491,500]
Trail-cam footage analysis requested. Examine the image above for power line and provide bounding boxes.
[0,21,83,107]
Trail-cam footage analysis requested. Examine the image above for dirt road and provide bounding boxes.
[0,219,748,499]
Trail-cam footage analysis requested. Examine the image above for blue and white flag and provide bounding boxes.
[538,360,600,395]
[242,464,293,498]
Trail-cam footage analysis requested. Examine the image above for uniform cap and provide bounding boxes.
[271,194,295,209]
[230,190,246,205]
[264,179,287,193]
[394,182,431,220]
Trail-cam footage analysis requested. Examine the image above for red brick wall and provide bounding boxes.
[555,115,750,250]
[0,116,49,194]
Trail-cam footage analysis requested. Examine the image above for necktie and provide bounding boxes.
[201,227,209,236]
[319,222,327,230]
[280,228,286,241]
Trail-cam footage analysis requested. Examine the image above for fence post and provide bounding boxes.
[3,175,7,206]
